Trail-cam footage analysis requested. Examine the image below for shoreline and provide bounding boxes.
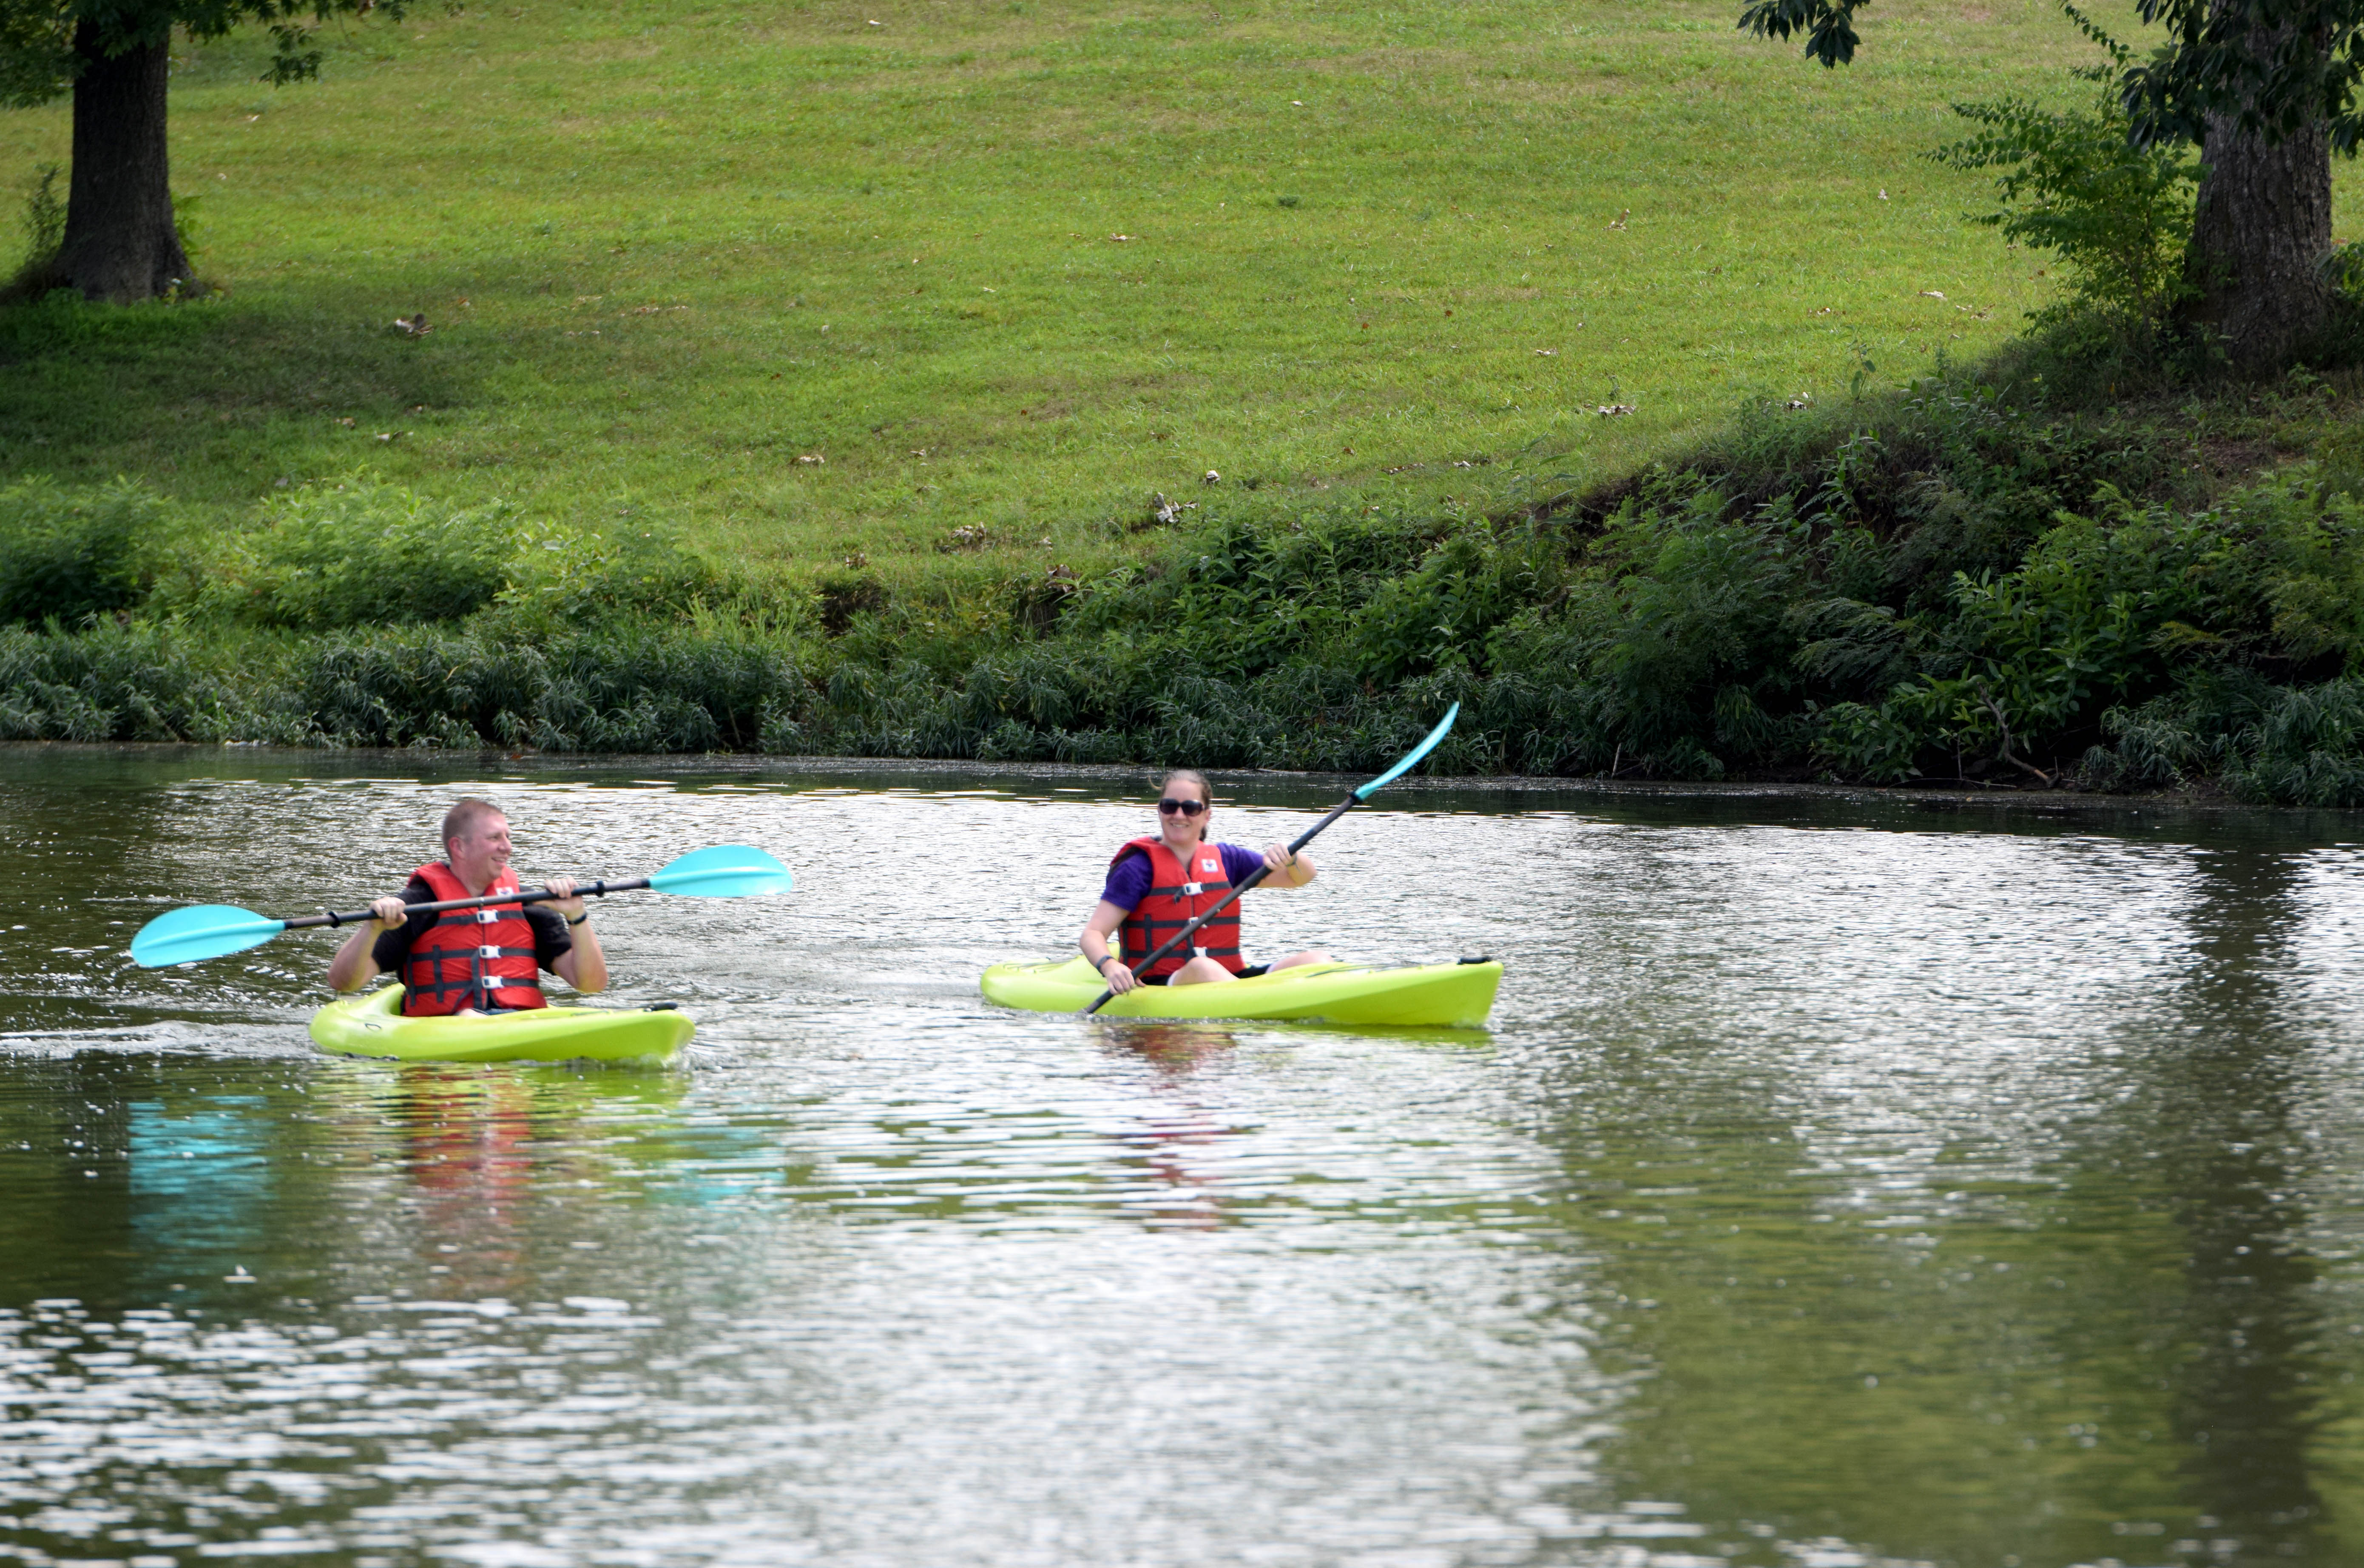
[5,738,2348,824]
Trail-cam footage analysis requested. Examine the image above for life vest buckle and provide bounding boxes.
[1182,881,1202,895]
[478,944,502,960]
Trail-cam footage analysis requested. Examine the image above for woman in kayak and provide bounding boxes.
[1080,769,1332,994]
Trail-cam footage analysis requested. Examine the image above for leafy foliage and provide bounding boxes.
[0,0,435,106]
[0,477,170,625]
[1931,68,2199,330]
[20,371,2364,805]
[16,162,60,274]
[151,480,519,629]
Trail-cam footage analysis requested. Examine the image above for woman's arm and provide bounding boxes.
[1257,844,1316,888]
[1078,899,1139,994]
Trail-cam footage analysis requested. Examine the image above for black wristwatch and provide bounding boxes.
[565,912,588,927]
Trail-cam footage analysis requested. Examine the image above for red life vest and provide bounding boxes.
[1112,836,1245,980]
[400,861,547,1017]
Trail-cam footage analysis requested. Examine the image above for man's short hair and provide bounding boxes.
[440,797,506,853]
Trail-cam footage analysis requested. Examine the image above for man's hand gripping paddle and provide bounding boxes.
[130,845,796,969]
[1081,702,1459,1016]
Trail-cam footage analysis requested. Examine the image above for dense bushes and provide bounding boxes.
[14,367,2364,805]
[0,478,169,625]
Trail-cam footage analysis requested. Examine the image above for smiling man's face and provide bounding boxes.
[448,813,514,885]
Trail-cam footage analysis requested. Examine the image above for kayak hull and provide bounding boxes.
[310,985,693,1064]
[980,956,1501,1027]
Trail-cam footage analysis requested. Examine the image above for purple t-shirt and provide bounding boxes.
[1101,841,1265,912]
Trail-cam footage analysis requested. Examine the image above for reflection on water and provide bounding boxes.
[5,747,2364,1566]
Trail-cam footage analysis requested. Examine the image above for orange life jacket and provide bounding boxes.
[1112,836,1245,980]
[400,861,547,1017]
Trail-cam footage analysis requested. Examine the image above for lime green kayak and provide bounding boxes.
[310,985,693,1064]
[980,956,1502,1027]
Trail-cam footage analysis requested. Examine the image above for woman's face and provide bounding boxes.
[1157,776,1210,843]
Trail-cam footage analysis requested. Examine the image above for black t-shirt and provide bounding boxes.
[371,874,574,981]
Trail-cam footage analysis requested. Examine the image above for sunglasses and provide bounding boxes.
[1157,798,1208,817]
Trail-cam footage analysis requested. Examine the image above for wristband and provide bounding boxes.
[565,912,588,927]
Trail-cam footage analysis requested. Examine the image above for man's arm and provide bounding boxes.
[327,895,411,993]
[545,876,608,994]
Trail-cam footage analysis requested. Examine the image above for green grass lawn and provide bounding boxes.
[0,0,2330,584]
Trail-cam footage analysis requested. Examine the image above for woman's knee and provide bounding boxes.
[1171,956,1235,986]
[1270,949,1333,972]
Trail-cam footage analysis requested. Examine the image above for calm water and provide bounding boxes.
[5,747,2364,1568]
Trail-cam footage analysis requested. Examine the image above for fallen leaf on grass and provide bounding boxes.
[1108,233,1133,242]
[1533,347,1556,356]
[1607,209,1629,231]
[797,453,826,465]
[1203,470,1221,484]
[1919,290,1946,299]
[1597,404,1636,418]
[1139,492,1197,529]
[390,313,429,335]
[937,524,994,552]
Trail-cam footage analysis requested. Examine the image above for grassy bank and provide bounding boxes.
[12,0,2364,801]
[0,0,2132,583]
[18,338,2364,805]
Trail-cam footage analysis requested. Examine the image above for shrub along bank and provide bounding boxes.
[14,356,2364,805]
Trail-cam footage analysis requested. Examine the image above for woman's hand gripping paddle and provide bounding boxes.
[1080,702,1460,1015]
[130,845,796,969]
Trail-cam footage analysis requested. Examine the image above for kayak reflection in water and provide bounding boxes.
[324,797,608,1017]
[1080,769,1333,994]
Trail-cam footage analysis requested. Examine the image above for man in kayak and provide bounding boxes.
[1080,769,1332,994]
[324,798,608,1014]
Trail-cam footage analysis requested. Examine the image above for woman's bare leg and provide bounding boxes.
[1169,956,1239,986]
[1267,949,1333,973]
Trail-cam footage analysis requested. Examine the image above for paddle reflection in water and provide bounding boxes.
[6,748,2364,1566]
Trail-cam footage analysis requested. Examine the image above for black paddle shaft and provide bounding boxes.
[288,877,651,933]
[1081,792,1358,1016]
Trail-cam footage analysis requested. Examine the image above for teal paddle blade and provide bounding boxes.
[1354,701,1460,800]
[131,905,289,969]
[646,844,795,898]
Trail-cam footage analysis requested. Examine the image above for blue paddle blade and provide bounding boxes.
[1354,701,1460,800]
[646,844,795,898]
[131,905,290,969]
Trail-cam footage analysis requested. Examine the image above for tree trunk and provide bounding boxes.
[2186,111,2335,372]
[51,23,192,303]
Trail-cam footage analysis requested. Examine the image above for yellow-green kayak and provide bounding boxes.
[980,956,1502,1027]
[310,985,693,1064]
